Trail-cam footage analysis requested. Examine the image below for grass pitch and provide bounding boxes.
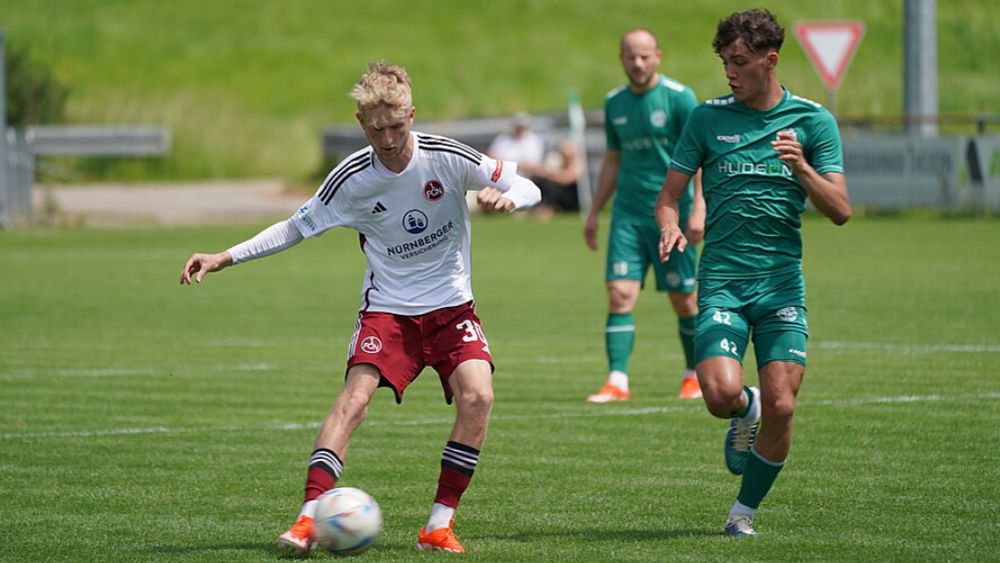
[1,213,998,561]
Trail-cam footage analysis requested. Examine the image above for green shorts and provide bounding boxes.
[606,216,697,293]
[694,271,808,367]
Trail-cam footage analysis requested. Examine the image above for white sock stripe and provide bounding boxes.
[749,445,785,467]
[314,453,343,470]
[310,452,343,475]
[313,456,342,472]
[442,452,478,469]
[311,458,343,476]
[310,450,341,464]
[443,448,479,464]
[605,325,635,333]
[443,446,480,463]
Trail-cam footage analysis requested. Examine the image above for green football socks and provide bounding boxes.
[736,447,785,509]
[678,316,696,370]
[605,313,635,374]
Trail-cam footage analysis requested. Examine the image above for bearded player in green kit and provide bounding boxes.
[655,9,851,537]
[584,28,705,404]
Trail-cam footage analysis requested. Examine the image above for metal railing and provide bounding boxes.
[0,126,170,227]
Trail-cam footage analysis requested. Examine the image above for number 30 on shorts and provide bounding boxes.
[456,319,491,353]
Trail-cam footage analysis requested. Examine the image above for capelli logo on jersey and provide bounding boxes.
[423,180,445,202]
[402,209,429,234]
[716,134,741,143]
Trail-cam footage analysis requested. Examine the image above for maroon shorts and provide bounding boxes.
[346,301,494,404]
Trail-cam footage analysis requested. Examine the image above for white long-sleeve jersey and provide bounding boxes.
[281,131,539,315]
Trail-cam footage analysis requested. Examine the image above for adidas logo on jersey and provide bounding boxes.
[371,201,387,214]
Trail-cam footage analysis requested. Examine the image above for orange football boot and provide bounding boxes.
[277,514,316,558]
[586,381,631,403]
[417,519,465,553]
[679,373,703,399]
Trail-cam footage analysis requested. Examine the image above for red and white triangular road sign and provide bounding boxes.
[794,21,865,90]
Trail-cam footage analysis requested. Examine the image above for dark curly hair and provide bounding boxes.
[712,9,785,55]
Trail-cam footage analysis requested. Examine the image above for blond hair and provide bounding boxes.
[350,62,413,112]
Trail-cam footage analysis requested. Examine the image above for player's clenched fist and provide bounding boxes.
[476,187,516,212]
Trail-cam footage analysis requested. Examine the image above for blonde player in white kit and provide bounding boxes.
[179,62,540,556]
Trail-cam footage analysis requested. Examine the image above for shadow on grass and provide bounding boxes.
[148,540,418,558]
[475,526,719,543]
[146,527,719,557]
[149,543,272,556]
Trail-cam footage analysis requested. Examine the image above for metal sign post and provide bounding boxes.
[1,28,8,227]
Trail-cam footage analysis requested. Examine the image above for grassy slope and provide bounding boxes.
[1,214,998,561]
[0,0,997,180]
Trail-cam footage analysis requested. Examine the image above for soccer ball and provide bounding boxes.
[313,487,383,555]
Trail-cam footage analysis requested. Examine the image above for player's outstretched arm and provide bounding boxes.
[179,218,305,285]
[180,251,233,285]
[655,168,692,262]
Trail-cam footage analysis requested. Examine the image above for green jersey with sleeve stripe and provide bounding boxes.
[604,74,698,218]
[669,88,844,280]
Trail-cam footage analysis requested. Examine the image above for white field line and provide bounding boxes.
[6,338,997,380]
[0,363,296,380]
[816,340,1000,354]
[3,392,997,441]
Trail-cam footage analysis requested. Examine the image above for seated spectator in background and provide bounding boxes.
[487,112,545,168]
[519,139,582,219]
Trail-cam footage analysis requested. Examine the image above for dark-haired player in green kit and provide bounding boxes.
[584,28,705,404]
[655,9,851,537]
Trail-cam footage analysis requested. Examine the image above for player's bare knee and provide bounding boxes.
[704,394,736,418]
[607,285,638,312]
[762,394,796,422]
[333,391,370,424]
[457,386,494,414]
[668,291,697,317]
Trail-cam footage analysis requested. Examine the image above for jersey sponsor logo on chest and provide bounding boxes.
[402,209,429,234]
[717,160,792,177]
[387,219,457,259]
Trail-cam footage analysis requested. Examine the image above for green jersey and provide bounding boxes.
[670,88,844,280]
[604,74,698,218]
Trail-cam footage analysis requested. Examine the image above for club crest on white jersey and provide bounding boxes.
[423,179,445,202]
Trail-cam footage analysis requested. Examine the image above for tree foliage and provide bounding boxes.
[5,42,69,127]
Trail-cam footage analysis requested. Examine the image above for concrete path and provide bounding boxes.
[32,179,306,227]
